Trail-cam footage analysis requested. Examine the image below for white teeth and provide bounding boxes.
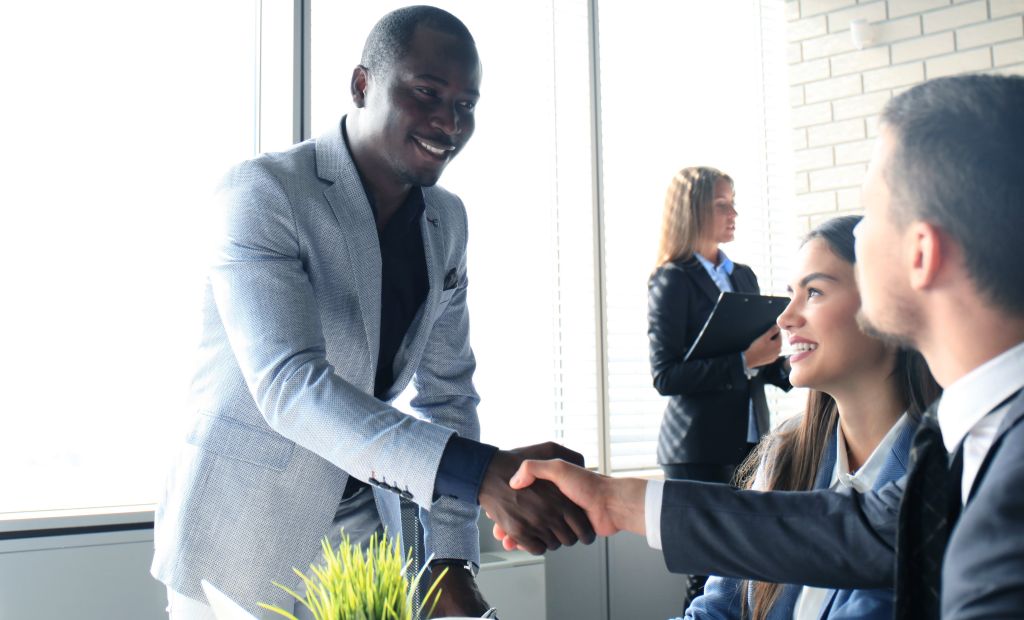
[790,342,818,353]
[415,138,453,156]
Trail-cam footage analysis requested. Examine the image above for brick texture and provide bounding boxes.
[783,0,1024,222]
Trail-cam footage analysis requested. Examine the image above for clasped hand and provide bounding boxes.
[490,457,648,551]
[478,442,596,555]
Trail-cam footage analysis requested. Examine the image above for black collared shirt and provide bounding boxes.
[370,189,429,399]
[352,175,496,506]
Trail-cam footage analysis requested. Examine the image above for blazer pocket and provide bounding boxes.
[187,412,295,471]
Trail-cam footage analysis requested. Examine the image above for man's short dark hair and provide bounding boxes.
[881,74,1024,314]
[361,5,475,73]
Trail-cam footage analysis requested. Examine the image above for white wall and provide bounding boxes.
[786,0,1024,226]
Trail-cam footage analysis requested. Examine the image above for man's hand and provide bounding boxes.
[426,562,489,619]
[478,442,595,555]
[492,459,647,550]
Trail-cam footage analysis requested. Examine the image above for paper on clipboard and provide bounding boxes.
[683,291,789,361]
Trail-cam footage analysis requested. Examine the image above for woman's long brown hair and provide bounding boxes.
[734,216,942,620]
[655,166,733,268]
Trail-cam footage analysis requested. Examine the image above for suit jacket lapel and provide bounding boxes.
[383,191,447,400]
[683,257,723,304]
[968,389,1024,501]
[316,120,382,362]
[730,264,757,293]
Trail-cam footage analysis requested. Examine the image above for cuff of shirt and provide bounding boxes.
[741,352,761,379]
[645,479,665,550]
[433,435,499,504]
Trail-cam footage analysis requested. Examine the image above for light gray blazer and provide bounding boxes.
[151,119,482,613]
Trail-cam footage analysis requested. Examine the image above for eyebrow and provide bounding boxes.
[414,73,480,97]
[786,272,839,292]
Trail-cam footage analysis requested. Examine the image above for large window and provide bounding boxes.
[597,0,801,472]
[0,0,267,514]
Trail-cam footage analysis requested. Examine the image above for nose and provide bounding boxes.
[431,103,461,136]
[777,295,804,332]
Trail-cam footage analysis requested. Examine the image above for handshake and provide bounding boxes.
[479,443,647,554]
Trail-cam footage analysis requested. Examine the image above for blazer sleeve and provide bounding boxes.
[659,476,905,589]
[410,200,484,563]
[824,588,895,619]
[209,159,454,510]
[683,575,744,620]
[648,265,745,396]
[761,357,792,391]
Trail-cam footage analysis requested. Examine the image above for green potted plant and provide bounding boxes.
[258,530,447,620]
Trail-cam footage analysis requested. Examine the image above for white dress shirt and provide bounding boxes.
[936,340,1024,503]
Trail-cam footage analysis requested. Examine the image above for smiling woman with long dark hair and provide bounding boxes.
[684,215,942,620]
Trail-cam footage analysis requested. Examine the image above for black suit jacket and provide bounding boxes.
[659,389,1024,619]
[648,256,790,466]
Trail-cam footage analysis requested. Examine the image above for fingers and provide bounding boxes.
[563,498,597,545]
[510,458,562,490]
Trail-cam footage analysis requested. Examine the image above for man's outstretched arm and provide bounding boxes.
[503,458,901,590]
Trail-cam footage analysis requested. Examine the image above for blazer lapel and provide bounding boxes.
[682,257,723,304]
[383,192,446,399]
[316,120,382,362]
[968,388,1024,501]
[730,264,757,293]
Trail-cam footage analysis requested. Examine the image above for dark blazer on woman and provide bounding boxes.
[649,255,790,466]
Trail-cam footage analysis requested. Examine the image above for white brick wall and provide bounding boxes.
[785,0,1024,225]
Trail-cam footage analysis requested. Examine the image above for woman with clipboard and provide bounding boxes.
[648,167,791,603]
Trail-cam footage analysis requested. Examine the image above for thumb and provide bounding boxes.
[509,460,544,489]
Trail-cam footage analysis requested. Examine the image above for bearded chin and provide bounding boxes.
[856,308,915,349]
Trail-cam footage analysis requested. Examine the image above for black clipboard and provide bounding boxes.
[684,291,790,361]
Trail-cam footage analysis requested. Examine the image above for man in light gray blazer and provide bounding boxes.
[152,7,592,618]
[502,75,1024,619]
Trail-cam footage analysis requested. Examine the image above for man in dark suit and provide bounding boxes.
[500,74,1024,618]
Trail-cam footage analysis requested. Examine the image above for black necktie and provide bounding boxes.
[895,411,963,619]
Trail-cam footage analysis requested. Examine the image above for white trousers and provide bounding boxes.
[166,486,382,619]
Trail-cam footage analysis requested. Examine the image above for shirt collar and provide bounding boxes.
[833,413,909,493]
[937,340,1024,452]
[694,250,734,276]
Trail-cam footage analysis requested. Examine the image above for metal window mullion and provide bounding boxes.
[294,0,310,144]
[587,0,611,479]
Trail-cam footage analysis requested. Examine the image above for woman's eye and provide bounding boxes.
[807,288,822,299]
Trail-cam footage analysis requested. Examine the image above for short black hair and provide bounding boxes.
[360,5,475,73]
[881,74,1024,314]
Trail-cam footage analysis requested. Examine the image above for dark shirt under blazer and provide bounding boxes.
[649,256,790,466]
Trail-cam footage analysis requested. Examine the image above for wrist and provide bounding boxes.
[479,450,520,500]
[429,558,476,576]
[605,477,647,536]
